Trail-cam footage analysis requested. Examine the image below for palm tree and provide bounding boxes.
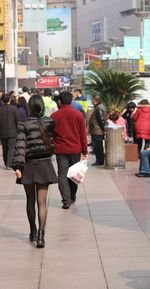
[84,69,145,114]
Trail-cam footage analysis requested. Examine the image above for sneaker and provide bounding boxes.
[135,172,150,177]
[92,162,104,166]
[62,204,70,209]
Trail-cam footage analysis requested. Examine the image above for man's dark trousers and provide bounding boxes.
[1,137,16,168]
[56,154,81,205]
[92,135,104,165]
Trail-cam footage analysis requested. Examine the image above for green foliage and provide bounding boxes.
[38,56,44,66]
[84,69,145,113]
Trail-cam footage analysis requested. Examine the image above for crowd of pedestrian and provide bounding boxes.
[0,85,150,249]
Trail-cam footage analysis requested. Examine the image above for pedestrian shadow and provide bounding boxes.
[0,225,26,241]
[71,200,142,232]
[119,270,150,289]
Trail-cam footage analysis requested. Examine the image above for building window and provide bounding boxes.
[91,20,102,42]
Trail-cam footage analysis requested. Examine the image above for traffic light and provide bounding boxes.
[75,46,82,61]
[44,55,49,66]
[84,53,89,65]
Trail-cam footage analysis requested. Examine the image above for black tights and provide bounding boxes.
[24,184,48,233]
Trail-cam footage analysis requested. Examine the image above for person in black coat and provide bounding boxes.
[13,94,57,248]
[122,101,136,142]
[89,95,106,166]
[17,96,29,121]
[0,93,19,169]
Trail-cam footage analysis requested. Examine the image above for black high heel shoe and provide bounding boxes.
[37,229,45,248]
[29,227,37,242]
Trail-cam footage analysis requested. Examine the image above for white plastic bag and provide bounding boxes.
[67,160,88,185]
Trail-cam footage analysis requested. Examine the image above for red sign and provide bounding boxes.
[35,76,64,88]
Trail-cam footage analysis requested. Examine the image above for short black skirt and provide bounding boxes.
[17,158,58,185]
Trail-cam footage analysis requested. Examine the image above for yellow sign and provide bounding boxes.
[139,59,145,72]
[0,0,4,23]
[94,59,102,69]
[0,26,5,50]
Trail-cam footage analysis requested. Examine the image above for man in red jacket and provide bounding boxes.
[51,91,88,209]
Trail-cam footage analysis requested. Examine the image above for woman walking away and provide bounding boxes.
[13,94,57,248]
[17,96,30,121]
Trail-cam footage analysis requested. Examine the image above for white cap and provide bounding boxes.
[54,90,59,96]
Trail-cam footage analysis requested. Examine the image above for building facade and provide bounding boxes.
[0,0,17,91]
[77,0,150,53]
[20,0,77,75]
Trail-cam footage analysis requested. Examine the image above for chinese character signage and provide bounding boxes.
[0,50,5,91]
[35,76,65,88]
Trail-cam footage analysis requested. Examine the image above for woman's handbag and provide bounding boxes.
[67,160,88,185]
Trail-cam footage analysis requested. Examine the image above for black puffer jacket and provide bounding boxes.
[13,117,54,171]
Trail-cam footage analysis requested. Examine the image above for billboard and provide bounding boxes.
[38,8,72,59]
[35,76,67,88]
[23,5,72,60]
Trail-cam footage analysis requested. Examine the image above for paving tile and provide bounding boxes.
[98,239,150,249]
[102,256,150,269]
[107,276,150,289]
[40,271,107,289]
[100,247,150,257]
[0,146,150,289]
[95,231,148,241]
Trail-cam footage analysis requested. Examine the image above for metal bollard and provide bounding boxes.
[105,126,125,170]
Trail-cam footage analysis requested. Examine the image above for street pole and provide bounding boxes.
[140,17,144,60]
[134,11,150,71]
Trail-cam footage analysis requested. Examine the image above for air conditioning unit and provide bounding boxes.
[24,4,31,9]
[38,4,45,9]
[32,4,38,9]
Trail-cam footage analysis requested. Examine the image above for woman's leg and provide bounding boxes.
[36,184,49,248]
[36,184,49,230]
[24,184,36,237]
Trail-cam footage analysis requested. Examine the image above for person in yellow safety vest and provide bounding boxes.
[42,88,58,116]
[74,89,88,113]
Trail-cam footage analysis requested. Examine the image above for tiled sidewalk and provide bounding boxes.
[0,147,150,289]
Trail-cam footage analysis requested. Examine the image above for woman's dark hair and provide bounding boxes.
[17,96,30,116]
[109,112,119,122]
[44,88,52,96]
[139,99,149,105]
[59,91,73,104]
[29,94,51,148]
[28,94,45,117]
[2,93,10,103]
[126,101,136,110]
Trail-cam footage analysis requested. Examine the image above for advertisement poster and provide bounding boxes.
[35,76,65,88]
[38,8,72,60]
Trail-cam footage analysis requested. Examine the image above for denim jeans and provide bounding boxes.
[140,150,150,174]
